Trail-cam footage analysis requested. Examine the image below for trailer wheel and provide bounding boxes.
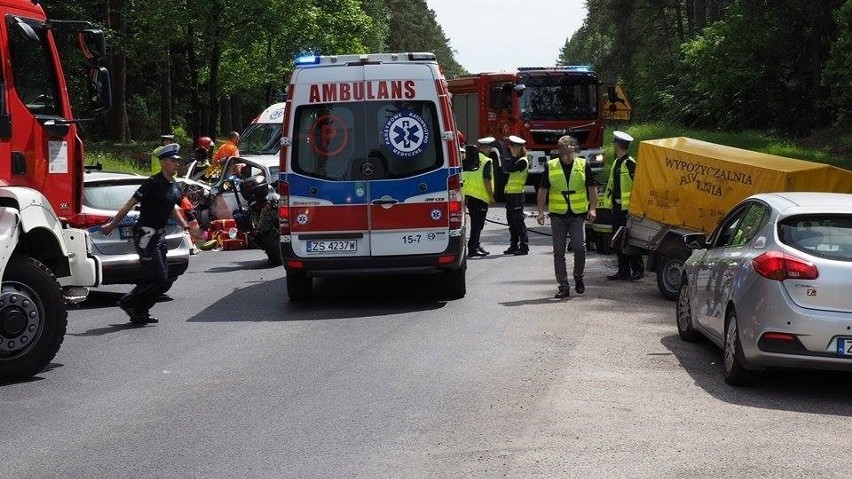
[286,269,312,301]
[0,255,67,381]
[656,255,683,301]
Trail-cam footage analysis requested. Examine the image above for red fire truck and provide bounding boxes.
[447,66,605,199]
[0,0,111,380]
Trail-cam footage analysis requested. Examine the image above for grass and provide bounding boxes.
[83,123,852,173]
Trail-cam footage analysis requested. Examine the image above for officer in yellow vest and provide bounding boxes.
[464,137,496,257]
[606,130,644,280]
[536,135,598,298]
[503,135,530,255]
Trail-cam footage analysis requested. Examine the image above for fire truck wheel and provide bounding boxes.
[0,255,67,381]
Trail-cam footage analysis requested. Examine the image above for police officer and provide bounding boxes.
[503,135,529,255]
[151,134,175,174]
[606,130,644,280]
[463,137,496,257]
[102,143,190,325]
[536,135,597,298]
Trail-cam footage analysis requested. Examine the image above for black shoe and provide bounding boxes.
[503,246,519,255]
[119,301,145,321]
[574,278,585,295]
[513,249,529,256]
[141,315,159,324]
[630,271,645,281]
[554,288,570,299]
[469,249,486,257]
[477,246,490,256]
[607,273,630,281]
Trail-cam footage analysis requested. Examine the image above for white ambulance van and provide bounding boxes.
[239,102,285,165]
[278,53,467,300]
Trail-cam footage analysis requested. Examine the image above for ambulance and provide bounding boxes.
[278,53,466,300]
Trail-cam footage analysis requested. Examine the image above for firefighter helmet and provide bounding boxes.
[197,136,214,148]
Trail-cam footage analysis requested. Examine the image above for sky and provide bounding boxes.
[425,0,587,73]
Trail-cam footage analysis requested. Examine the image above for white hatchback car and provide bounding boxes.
[676,192,852,385]
[67,170,193,286]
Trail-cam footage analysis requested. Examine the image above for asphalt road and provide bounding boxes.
[2,208,852,478]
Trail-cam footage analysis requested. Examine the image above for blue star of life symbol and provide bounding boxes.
[394,120,421,149]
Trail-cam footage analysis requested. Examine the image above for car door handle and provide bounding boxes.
[371,199,399,205]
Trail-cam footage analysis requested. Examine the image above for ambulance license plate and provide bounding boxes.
[306,240,357,253]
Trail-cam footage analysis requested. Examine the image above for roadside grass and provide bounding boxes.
[84,123,852,173]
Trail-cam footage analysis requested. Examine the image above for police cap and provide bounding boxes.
[507,135,526,145]
[613,130,634,145]
[477,136,496,144]
[155,142,181,160]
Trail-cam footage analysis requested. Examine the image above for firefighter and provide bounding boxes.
[503,135,529,255]
[102,143,190,325]
[606,130,644,280]
[536,135,598,298]
[464,136,496,257]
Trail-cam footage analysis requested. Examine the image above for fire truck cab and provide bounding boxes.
[0,0,111,380]
[448,66,605,199]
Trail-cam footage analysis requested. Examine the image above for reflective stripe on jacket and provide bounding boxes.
[547,157,588,215]
[504,157,529,194]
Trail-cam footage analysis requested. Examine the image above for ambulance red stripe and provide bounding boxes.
[289,205,369,232]
[370,203,448,230]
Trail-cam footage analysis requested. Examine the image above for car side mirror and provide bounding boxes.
[683,233,708,250]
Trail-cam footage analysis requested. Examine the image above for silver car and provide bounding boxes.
[67,170,192,286]
[676,192,852,385]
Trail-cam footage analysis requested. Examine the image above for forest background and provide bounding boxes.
[48,0,852,167]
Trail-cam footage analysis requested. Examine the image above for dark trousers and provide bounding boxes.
[504,193,528,249]
[124,231,173,314]
[466,196,488,250]
[612,206,644,276]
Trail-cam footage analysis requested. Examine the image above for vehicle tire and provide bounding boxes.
[723,309,755,386]
[596,233,612,255]
[443,261,466,299]
[286,269,312,301]
[261,229,283,267]
[0,255,67,381]
[656,256,683,301]
[676,277,702,342]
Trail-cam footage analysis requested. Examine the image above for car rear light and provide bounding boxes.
[286,260,303,269]
[278,181,291,235]
[758,331,806,354]
[66,213,112,229]
[752,250,819,281]
[447,174,463,230]
[437,254,456,264]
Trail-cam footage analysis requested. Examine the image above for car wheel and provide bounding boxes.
[286,269,312,301]
[0,255,67,381]
[443,260,466,299]
[656,256,683,301]
[676,277,702,342]
[723,309,754,386]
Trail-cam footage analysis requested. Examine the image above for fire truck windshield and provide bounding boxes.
[518,76,598,121]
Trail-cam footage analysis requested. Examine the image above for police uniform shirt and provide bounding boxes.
[538,159,597,217]
[611,154,636,208]
[506,155,528,173]
[133,172,183,229]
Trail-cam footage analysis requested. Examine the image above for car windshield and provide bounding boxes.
[778,214,852,262]
[83,182,141,210]
[240,123,282,155]
[291,100,442,181]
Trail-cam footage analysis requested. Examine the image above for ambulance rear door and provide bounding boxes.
[286,61,450,260]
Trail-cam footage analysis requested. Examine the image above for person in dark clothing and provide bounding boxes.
[102,143,190,324]
[536,135,598,298]
[502,135,530,255]
[606,131,644,280]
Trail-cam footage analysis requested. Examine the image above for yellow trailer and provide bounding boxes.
[625,137,852,299]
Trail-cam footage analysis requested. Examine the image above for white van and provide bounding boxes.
[239,102,285,168]
[278,53,467,300]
